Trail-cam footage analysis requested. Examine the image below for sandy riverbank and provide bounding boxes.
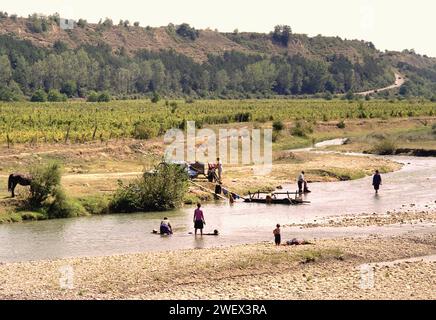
[0,229,434,300]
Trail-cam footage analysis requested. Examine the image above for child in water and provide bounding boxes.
[273,224,281,246]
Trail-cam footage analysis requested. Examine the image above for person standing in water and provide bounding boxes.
[216,157,223,183]
[193,203,206,236]
[372,170,382,194]
[297,171,311,193]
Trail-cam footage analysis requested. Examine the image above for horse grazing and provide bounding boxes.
[8,173,33,198]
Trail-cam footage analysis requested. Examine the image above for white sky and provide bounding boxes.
[1,0,435,57]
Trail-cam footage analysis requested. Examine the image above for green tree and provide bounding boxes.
[61,81,78,98]
[244,60,277,92]
[176,23,199,40]
[47,89,67,102]
[87,91,99,102]
[0,55,12,84]
[30,89,47,102]
[97,91,111,102]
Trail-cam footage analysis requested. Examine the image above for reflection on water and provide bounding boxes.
[0,155,435,262]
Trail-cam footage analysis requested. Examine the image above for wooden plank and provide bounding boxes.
[189,180,228,200]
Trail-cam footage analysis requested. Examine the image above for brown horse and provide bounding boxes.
[8,173,33,198]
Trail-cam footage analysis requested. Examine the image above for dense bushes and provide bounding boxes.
[30,89,47,102]
[176,23,199,40]
[47,89,67,102]
[28,162,86,218]
[272,25,292,46]
[87,91,111,102]
[110,163,189,212]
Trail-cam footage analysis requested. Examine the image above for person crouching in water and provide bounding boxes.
[372,170,382,194]
[273,224,281,246]
[160,217,173,235]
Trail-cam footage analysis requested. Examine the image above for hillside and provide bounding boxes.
[0,15,383,63]
[0,12,435,100]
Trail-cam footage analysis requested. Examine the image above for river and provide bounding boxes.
[0,144,435,263]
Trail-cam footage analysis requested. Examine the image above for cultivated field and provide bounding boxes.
[1,99,435,144]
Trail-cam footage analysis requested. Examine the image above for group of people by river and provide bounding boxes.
[273,169,383,245]
[157,168,383,244]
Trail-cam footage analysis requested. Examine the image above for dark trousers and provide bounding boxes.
[274,234,281,245]
[298,180,308,192]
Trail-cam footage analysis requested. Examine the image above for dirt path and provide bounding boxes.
[357,72,405,95]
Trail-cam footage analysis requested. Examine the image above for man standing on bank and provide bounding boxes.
[372,170,382,194]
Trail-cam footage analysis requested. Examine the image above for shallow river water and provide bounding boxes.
[0,150,435,262]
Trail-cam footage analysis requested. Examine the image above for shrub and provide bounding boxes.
[345,91,355,101]
[291,121,313,137]
[176,23,199,40]
[110,163,189,212]
[0,87,20,101]
[372,139,397,155]
[47,89,67,102]
[323,92,333,100]
[272,120,284,132]
[337,120,346,129]
[77,19,87,28]
[61,81,77,98]
[79,196,110,215]
[272,130,281,142]
[432,123,436,135]
[28,162,84,219]
[86,91,99,102]
[29,162,62,206]
[27,14,49,33]
[97,91,111,102]
[43,187,86,219]
[151,92,160,103]
[30,89,47,102]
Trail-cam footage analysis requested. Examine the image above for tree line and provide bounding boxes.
[0,34,394,101]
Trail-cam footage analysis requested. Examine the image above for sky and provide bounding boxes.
[1,0,435,57]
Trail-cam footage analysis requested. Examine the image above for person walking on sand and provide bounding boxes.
[193,203,206,236]
[372,170,382,194]
[273,224,281,246]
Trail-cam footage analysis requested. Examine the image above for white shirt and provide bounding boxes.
[298,173,305,182]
